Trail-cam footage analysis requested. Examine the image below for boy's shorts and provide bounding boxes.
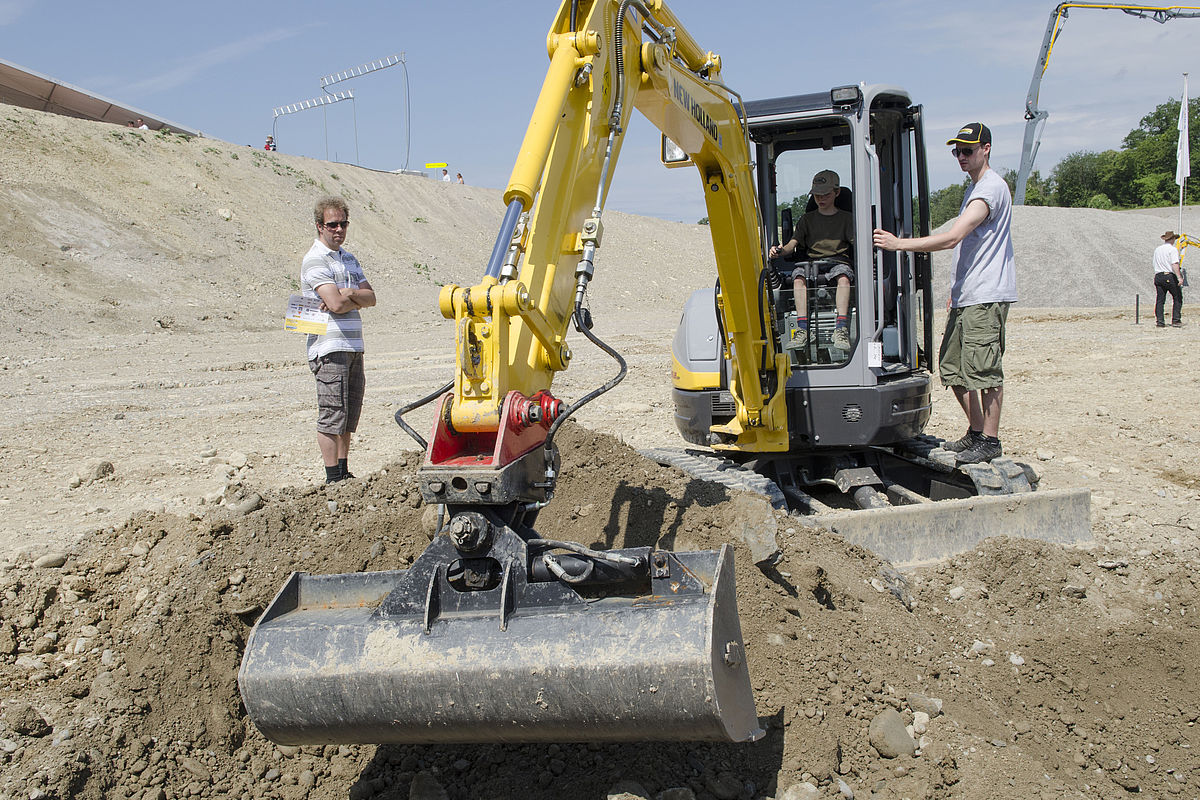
[938,302,1009,390]
[792,261,854,285]
[310,351,365,434]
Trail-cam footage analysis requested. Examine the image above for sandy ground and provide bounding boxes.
[1,103,1199,800]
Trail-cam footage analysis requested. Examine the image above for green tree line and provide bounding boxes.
[926,97,1199,227]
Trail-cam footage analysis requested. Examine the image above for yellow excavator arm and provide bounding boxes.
[438,0,789,452]
[238,0,771,747]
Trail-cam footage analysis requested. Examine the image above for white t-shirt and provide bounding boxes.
[950,168,1017,308]
[1153,242,1180,274]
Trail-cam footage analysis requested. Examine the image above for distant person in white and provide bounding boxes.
[873,122,1016,465]
[441,169,452,182]
[1152,230,1184,327]
[300,197,376,484]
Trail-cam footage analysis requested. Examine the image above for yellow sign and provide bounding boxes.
[284,294,329,335]
[424,161,448,168]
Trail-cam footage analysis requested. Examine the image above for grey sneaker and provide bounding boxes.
[786,325,810,351]
[941,430,983,453]
[831,326,851,350]
[956,437,1002,465]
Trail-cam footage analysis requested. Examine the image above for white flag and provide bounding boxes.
[1177,76,1190,188]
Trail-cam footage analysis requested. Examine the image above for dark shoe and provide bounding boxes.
[326,473,347,485]
[956,437,1002,465]
[941,430,983,453]
[1156,322,1167,328]
[1172,321,1183,327]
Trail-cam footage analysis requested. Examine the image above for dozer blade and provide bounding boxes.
[238,527,763,745]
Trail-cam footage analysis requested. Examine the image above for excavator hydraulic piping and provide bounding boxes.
[485,199,526,280]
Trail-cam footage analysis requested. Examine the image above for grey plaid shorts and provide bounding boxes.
[310,351,365,434]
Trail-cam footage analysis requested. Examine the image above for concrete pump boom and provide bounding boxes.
[1015,2,1200,205]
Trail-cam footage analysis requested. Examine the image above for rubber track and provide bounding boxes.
[640,447,788,510]
[896,435,1040,496]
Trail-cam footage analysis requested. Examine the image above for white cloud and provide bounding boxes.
[0,0,33,26]
[123,24,315,96]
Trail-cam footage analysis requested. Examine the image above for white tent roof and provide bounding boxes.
[0,57,199,136]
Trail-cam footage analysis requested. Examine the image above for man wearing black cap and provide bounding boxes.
[872,122,1016,465]
[1152,230,1184,327]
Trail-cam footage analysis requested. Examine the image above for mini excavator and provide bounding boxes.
[239,0,773,745]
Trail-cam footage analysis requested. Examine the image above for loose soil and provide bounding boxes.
[1,103,1199,800]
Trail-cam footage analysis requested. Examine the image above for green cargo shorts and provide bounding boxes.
[938,302,1009,390]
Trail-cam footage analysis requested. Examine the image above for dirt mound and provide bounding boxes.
[5,99,1200,800]
[4,425,1200,800]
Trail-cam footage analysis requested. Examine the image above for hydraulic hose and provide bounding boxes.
[393,379,454,450]
[539,304,628,495]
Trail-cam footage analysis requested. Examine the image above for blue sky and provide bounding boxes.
[2,0,1195,223]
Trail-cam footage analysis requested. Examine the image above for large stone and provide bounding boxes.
[7,703,52,737]
[657,789,697,800]
[75,460,115,485]
[607,780,650,800]
[869,708,916,758]
[907,694,944,718]
[780,783,821,800]
[33,552,68,569]
[409,770,449,800]
[729,494,780,565]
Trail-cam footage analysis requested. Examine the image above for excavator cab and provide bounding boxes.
[675,84,934,454]
[671,84,949,510]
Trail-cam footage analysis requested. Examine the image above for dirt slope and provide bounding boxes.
[1,103,1199,800]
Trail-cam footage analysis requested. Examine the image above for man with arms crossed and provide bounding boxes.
[302,197,377,483]
[872,123,1016,465]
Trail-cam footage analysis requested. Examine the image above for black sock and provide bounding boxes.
[325,465,341,482]
[337,458,349,477]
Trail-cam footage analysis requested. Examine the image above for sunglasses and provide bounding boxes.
[951,146,977,157]
[322,220,350,229]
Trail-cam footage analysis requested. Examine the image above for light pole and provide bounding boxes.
[319,54,408,170]
[272,90,355,158]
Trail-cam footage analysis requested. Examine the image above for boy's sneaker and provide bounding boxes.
[786,326,809,351]
[831,326,851,350]
[956,437,1002,465]
[941,430,983,454]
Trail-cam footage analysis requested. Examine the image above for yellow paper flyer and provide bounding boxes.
[284,294,329,335]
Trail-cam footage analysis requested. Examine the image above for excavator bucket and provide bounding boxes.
[238,525,763,745]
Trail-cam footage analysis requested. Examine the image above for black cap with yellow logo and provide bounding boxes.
[946,122,991,146]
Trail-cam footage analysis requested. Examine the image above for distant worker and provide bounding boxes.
[456,172,465,184]
[1153,230,1184,328]
[768,169,855,351]
[441,168,452,182]
[264,135,277,152]
[873,122,1016,465]
[135,118,149,130]
[300,197,377,484]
